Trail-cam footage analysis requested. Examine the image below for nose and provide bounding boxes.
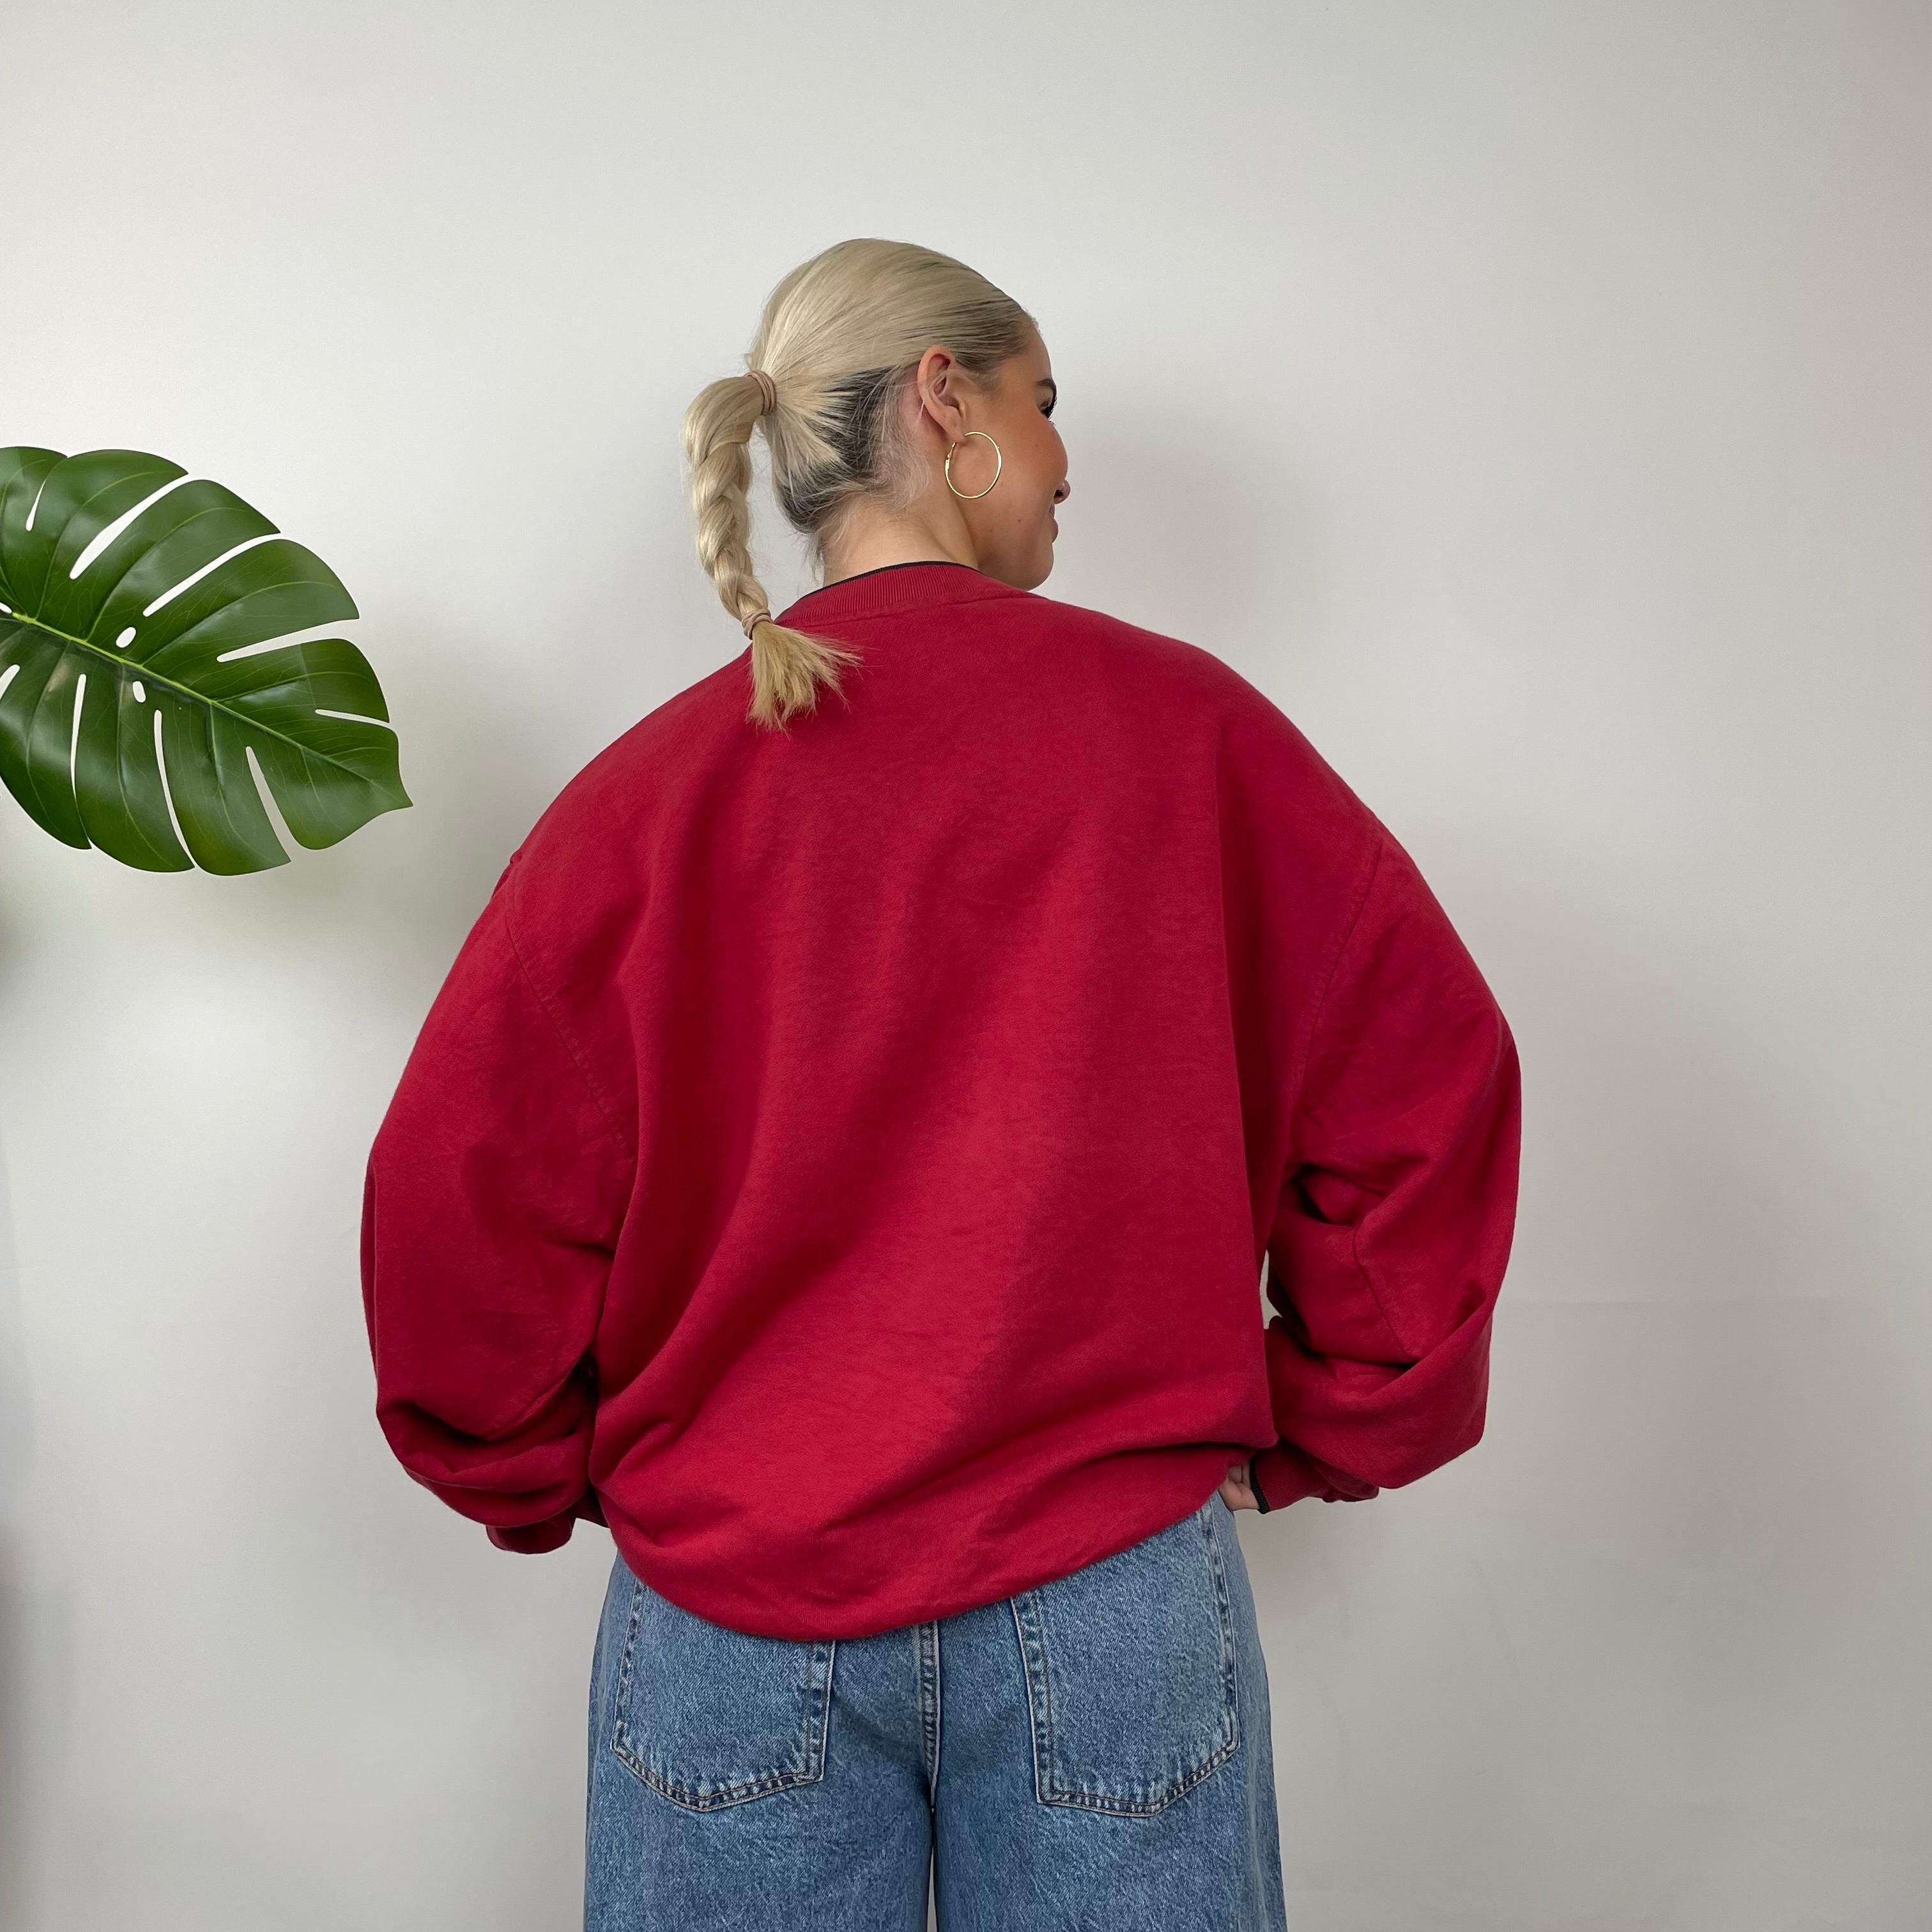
[1054,477,1071,505]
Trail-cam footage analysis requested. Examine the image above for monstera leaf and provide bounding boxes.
[0,447,409,873]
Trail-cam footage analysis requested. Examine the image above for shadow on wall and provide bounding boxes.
[1471,855,1923,1614]
[0,592,574,1932]
[1239,849,1924,1925]
[1250,833,1921,1614]
[244,597,573,940]
[0,1124,31,1932]
[0,608,553,1349]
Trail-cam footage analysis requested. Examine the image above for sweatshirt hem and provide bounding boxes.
[602,1448,1236,1641]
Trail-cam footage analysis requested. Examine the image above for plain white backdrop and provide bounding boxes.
[1,4,1926,1928]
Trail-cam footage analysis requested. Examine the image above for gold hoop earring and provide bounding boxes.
[944,430,1002,501]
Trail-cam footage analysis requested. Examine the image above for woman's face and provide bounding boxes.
[924,326,1070,591]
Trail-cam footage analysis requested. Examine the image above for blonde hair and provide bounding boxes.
[682,238,1037,731]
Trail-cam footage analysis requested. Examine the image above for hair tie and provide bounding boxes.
[746,367,777,417]
[741,607,772,641]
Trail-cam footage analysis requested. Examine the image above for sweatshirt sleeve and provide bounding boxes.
[1250,829,1522,1514]
[360,859,634,1554]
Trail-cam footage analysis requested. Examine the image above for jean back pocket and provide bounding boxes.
[1011,1495,1240,1816]
[608,1568,836,1812]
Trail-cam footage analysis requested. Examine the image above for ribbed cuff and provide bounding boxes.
[487,1514,576,1554]
[1250,1442,1382,1514]
[486,1487,605,1553]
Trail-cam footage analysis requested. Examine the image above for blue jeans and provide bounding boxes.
[585,1491,1288,1931]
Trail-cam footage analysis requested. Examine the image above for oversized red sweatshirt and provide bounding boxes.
[361,561,1522,1640]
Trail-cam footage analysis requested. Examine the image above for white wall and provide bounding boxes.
[1,4,1925,1928]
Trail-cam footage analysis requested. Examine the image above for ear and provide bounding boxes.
[911,344,970,440]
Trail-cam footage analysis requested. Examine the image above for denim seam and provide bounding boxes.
[917,1620,943,1797]
[1204,1499,1243,1759]
[607,1587,836,1811]
[1009,1592,1054,1806]
[1018,1505,1241,1818]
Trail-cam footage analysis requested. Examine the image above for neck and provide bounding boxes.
[820,497,977,588]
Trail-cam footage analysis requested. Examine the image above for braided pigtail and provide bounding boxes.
[682,369,861,732]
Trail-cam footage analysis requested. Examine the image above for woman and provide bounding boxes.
[361,238,1522,1932]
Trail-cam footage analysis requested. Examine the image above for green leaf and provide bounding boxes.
[0,446,411,874]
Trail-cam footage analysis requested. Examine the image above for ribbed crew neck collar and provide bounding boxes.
[776,561,1025,629]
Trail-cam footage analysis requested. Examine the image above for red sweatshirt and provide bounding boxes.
[361,562,1521,1640]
